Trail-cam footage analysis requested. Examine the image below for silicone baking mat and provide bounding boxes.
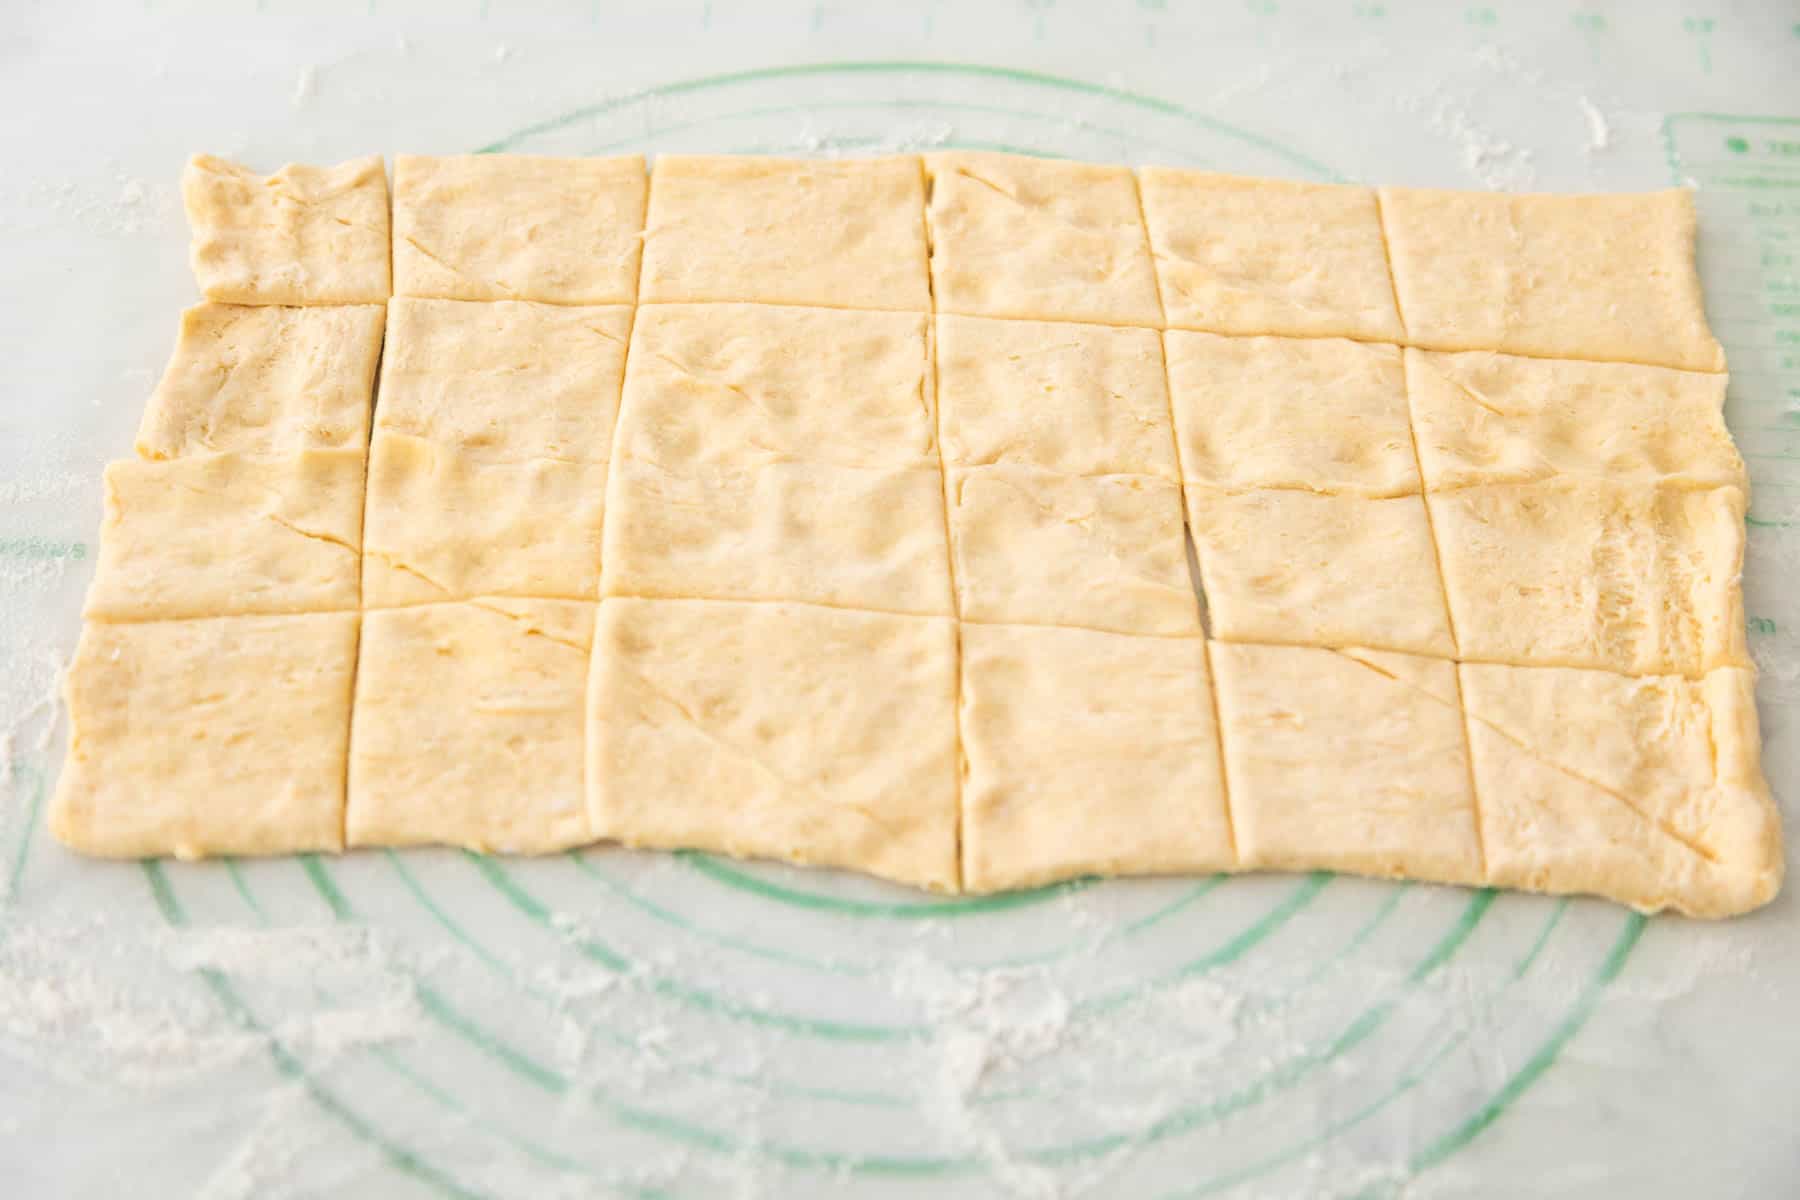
[2,4,1797,1196]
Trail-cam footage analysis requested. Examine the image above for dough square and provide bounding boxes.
[1166,331,1418,496]
[1429,481,1748,676]
[183,154,390,305]
[1404,348,1744,491]
[589,597,959,891]
[1212,642,1483,886]
[640,154,930,310]
[1186,486,1455,657]
[51,612,359,858]
[949,466,1199,636]
[1137,169,1402,341]
[136,303,386,460]
[602,455,952,616]
[362,434,605,606]
[936,315,1177,479]
[348,599,595,854]
[960,623,1232,892]
[374,298,632,463]
[86,450,365,621]
[392,154,648,304]
[617,303,936,471]
[1379,187,1724,372]
[1461,662,1779,916]
[924,152,1162,326]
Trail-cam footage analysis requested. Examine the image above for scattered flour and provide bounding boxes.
[1577,95,1612,154]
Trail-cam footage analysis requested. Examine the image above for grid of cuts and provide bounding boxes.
[51,150,1781,919]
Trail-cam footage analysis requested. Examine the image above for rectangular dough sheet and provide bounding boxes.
[348,599,594,854]
[183,154,390,305]
[53,150,1780,919]
[393,153,647,305]
[924,151,1163,327]
[53,613,359,858]
[588,597,959,892]
[136,302,386,459]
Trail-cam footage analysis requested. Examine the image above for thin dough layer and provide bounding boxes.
[88,450,365,620]
[641,155,930,310]
[1138,169,1403,341]
[936,315,1176,479]
[589,598,959,892]
[52,613,359,858]
[393,153,647,304]
[1212,642,1483,887]
[1166,332,1418,496]
[949,466,1198,636]
[349,599,594,854]
[183,154,390,305]
[362,435,605,606]
[960,624,1232,892]
[1187,486,1455,657]
[925,152,1162,326]
[1405,349,1744,491]
[1430,481,1748,676]
[618,303,937,471]
[1380,187,1725,372]
[602,456,952,616]
[1461,662,1779,917]
[136,303,386,459]
[374,298,632,463]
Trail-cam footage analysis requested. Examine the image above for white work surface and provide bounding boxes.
[3,2,1799,1196]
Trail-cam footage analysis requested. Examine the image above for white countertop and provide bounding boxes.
[2,2,1798,1196]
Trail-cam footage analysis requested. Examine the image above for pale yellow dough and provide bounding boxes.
[1430,481,1748,675]
[1186,486,1455,657]
[362,434,605,606]
[393,154,647,304]
[1212,642,1483,886]
[348,599,594,853]
[936,315,1176,479]
[641,155,930,310]
[589,598,959,891]
[1166,332,1418,496]
[1461,662,1780,917]
[960,624,1232,892]
[52,613,358,858]
[1404,348,1744,491]
[618,304,936,471]
[87,450,364,620]
[602,456,952,616]
[1137,169,1403,341]
[1379,187,1725,372]
[924,152,1162,326]
[374,298,632,462]
[183,154,390,305]
[136,303,386,459]
[949,466,1198,636]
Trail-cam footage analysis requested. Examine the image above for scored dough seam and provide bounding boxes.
[585,162,657,845]
[1375,191,1486,880]
[923,157,970,893]
[1333,647,1716,865]
[1133,166,1242,863]
[339,270,387,849]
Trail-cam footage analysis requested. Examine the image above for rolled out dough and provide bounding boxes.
[392,153,647,304]
[589,597,959,892]
[53,613,359,858]
[135,302,386,459]
[182,154,390,305]
[924,151,1163,327]
[960,623,1231,892]
[348,599,594,854]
